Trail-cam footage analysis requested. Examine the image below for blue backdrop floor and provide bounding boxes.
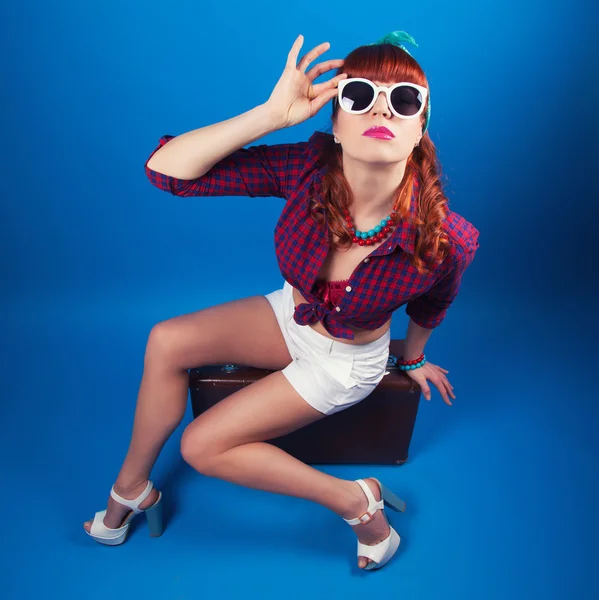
[2,285,596,599]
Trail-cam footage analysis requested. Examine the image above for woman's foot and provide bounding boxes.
[83,481,160,533]
[342,478,392,569]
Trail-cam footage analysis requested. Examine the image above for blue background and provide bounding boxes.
[2,0,598,598]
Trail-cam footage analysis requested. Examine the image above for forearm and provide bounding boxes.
[146,103,284,180]
[403,318,433,361]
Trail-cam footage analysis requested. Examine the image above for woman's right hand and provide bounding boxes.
[265,35,348,129]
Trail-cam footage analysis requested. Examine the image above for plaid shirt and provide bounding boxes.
[145,131,479,340]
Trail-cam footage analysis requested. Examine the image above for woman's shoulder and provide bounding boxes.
[274,130,332,154]
[285,131,334,182]
[302,130,334,162]
[273,130,333,171]
[307,130,334,147]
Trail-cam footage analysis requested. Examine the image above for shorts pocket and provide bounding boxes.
[345,348,390,389]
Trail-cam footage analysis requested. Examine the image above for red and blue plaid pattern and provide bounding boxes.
[145,131,479,340]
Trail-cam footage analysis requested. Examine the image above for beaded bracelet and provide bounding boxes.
[398,353,427,371]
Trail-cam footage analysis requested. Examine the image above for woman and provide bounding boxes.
[84,31,479,571]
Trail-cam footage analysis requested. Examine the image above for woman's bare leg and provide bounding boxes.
[180,371,393,569]
[84,295,294,532]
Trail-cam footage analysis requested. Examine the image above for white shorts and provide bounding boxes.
[264,280,391,415]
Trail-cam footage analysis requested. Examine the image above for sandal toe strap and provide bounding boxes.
[358,527,401,569]
[357,535,392,564]
[89,510,129,539]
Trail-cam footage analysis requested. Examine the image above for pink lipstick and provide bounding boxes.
[363,126,395,139]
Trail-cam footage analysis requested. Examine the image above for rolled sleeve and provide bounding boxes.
[144,135,309,199]
[405,231,479,328]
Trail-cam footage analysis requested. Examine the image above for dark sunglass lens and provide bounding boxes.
[390,85,423,116]
[340,81,375,111]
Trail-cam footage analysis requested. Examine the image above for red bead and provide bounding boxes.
[352,237,359,243]
[358,239,365,246]
[383,226,390,234]
[399,353,425,366]
[377,232,385,240]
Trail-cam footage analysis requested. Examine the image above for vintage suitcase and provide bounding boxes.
[188,339,422,465]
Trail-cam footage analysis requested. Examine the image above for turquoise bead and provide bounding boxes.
[374,225,382,233]
[368,229,375,237]
[380,219,387,226]
[355,230,362,237]
[361,232,368,239]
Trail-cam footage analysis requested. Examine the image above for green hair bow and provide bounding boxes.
[369,30,431,135]
[369,30,419,57]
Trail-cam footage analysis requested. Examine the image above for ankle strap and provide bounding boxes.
[343,479,384,526]
[110,481,154,514]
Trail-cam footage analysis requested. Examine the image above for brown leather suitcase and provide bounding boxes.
[188,339,422,465]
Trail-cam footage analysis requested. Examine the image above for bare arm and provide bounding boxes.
[145,104,283,180]
[146,35,346,182]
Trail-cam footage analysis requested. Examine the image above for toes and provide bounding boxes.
[358,557,372,569]
[84,520,91,533]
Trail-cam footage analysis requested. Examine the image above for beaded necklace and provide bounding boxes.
[343,208,397,246]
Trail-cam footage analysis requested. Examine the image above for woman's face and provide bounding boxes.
[333,80,424,165]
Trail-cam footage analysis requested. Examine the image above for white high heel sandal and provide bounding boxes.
[343,478,406,570]
[85,481,163,546]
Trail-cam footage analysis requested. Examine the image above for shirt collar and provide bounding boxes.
[387,171,419,255]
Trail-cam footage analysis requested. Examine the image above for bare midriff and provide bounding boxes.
[292,286,391,346]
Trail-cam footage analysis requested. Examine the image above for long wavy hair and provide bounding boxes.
[310,42,450,274]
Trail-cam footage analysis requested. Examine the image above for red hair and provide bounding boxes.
[310,43,450,274]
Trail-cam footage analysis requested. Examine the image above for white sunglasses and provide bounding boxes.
[337,77,429,120]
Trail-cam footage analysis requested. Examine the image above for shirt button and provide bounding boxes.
[363,258,370,263]
[335,306,341,312]
[345,286,352,292]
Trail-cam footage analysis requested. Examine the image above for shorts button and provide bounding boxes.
[345,286,352,292]
[364,258,370,263]
[335,306,341,312]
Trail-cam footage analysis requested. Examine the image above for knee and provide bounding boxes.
[180,422,219,476]
[145,321,180,366]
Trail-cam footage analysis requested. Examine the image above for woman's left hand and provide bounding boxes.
[404,362,456,406]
